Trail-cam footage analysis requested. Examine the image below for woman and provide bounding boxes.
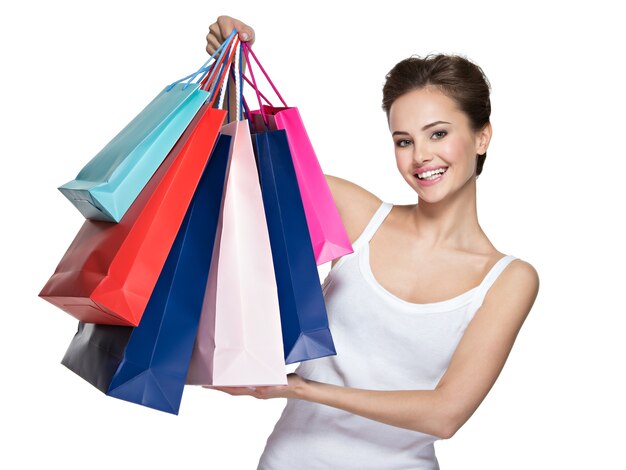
[205,15,540,470]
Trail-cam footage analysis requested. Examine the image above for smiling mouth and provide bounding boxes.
[415,167,448,180]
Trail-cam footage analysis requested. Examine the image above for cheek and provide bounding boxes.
[439,138,473,164]
[394,149,410,169]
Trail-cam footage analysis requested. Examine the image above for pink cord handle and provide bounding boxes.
[242,42,269,127]
[242,43,288,108]
[242,73,273,107]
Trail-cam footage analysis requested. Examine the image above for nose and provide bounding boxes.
[412,141,433,167]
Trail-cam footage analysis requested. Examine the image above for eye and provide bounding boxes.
[395,139,412,148]
[431,130,447,140]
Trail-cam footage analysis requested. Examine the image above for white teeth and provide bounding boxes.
[417,168,447,179]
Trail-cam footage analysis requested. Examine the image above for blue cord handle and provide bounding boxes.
[166,29,238,92]
[207,56,229,103]
[194,29,239,91]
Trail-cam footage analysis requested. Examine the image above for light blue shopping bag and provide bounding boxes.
[58,30,239,222]
[58,84,208,222]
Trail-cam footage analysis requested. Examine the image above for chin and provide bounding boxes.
[416,193,446,204]
[404,175,442,200]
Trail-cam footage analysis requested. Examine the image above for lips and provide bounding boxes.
[414,166,448,179]
[413,166,448,186]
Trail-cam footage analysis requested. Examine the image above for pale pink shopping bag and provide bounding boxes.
[186,120,287,387]
[243,43,353,266]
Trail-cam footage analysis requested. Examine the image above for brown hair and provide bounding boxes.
[382,54,491,176]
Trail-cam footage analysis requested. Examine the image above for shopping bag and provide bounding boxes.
[243,43,352,266]
[252,128,337,364]
[61,322,133,393]
[186,120,287,386]
[107,133,231,414]
[57,29,240,223]
[62,134,231,414]
[58,83,209,222]
[40,103,227,326]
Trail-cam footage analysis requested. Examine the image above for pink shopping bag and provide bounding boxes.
[244,43,353,266]
[186,120,287,386]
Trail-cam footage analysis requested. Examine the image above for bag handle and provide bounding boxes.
[166,29,238,92]
[201,36,236,93]
[222,40,244,122]
[242,41,269,127]
[208,38,240,109]
[241,73,273,107]
[192,29,239,91]
[242,42,288,108]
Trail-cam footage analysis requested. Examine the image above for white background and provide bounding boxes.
[1,0,624,468]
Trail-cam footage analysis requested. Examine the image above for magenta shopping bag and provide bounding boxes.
[243,43,353,266]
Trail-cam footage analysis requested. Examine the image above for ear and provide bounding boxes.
[475,122,492,155]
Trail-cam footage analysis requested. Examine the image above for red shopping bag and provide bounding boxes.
[39,39,240,326]
[39,103,227,326]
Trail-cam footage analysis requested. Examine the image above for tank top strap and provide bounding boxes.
[352,201,394,252]
[467,254,518,313]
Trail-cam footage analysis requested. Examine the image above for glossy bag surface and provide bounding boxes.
[251,106,353,265]
[253,128,336,364]
[107,134,231,414]
[59,84,208,222]
[61,134,231,414]
[61,322,133,393]
[39,104,227,326]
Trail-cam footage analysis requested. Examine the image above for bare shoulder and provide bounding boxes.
[502,259,540,295]
[325,174,383,244]
[485,258,540,321]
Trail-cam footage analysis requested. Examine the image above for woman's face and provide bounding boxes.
[388,86,490,204]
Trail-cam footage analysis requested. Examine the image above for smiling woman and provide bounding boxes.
[204,15,539,470]
[383,54,492,179]
[389,85,491,200]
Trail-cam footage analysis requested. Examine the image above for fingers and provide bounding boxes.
[206,15,256,55]
[209,21,224,42]
[203,385,275,399]
[208,386,256,396]
[216,15,234,43]
[205,34,221,55]
[218,15,255,44]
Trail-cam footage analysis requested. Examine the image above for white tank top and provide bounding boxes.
[257,201,518,470]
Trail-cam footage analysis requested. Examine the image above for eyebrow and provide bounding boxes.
[392,121,451,136]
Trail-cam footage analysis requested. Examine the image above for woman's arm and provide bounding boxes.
[212,259,539,439]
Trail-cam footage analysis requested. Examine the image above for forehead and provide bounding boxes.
[388,87,465,130]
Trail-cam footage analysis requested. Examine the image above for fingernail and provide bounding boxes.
[240,32,249,41]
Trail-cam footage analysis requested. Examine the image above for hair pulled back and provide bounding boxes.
[382,54,491,176]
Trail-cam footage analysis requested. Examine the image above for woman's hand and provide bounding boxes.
[204,373,309,400]
[206,15,255,55]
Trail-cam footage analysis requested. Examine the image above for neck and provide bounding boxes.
[408,177,484,250]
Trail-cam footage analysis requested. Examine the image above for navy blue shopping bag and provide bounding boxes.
[62,134,232,414]
[252,128,336,364]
